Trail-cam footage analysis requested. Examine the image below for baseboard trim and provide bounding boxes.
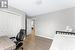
[36,35,53,40]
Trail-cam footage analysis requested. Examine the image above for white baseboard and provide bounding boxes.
[36,35,53,40]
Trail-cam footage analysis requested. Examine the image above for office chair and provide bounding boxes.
[10,29,26,50]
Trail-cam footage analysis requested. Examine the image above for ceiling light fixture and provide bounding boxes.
[36,0,42,5]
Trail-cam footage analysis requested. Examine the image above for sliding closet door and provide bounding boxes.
[0,11,24,37]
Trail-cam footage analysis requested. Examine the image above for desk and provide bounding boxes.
[0,36,16,50]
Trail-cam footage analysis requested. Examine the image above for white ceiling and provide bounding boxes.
[9,0,75,16]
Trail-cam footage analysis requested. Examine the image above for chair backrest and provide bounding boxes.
[16,29,25,41]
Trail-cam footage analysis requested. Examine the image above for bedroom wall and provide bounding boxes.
[35,7,75,39]
[0,10,25,37]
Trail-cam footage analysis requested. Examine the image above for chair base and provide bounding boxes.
[14,47,23,50]
[14,42,23,50]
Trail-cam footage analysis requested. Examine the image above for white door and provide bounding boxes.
[27,18,33,35]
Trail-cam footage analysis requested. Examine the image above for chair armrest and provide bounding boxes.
[10,37,15,39]
[10,37,16,42]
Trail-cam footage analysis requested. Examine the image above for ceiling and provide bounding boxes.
[9,0,75,16]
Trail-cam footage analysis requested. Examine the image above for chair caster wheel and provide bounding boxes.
[21,47,23,50]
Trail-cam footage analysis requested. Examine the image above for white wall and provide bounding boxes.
[35,8,75,39]
[0,11,25,37]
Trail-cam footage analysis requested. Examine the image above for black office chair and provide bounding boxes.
[10,29,26,50]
